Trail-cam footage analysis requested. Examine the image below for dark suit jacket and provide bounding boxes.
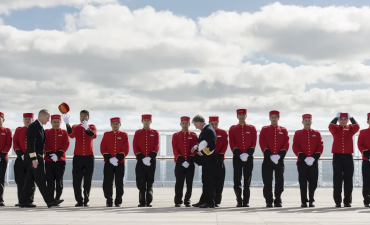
[198,124,217,156]
[25,120,46,161]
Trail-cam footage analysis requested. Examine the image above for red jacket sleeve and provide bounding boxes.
[350,124,360,136]
[69,125,77,138]
[259,127,268,152]
[100,133,109,156]
[228,126,237,151]
[121,132,129,157]
[44,129,53,151]
[13,127,21,151]
[328,123,338,135]
[1,129,12,153]
[133,130,140,156]
[251,126,257,149]
[292,131,301,157]
[281,128,289,152]
[89,124,97,139]
[152,130,160,153]
[316,131,324,155]
[219,130,228,154]
[358,130,368,154]
[61,130,70,152]
[172,133,181,161]
[191,133,198,156]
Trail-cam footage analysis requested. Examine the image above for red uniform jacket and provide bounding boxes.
[44,128,70,161]
[69,124,97,156]
[259,125,289,154]
[100,130,130,163]
[293,129,323,161]
[357,128,370,160]
[229,124,257,154]
[0,126,12,159]
[172,131,198,163]
[215,128,228,161]
[329,123,359,154]
[133,128,159,159]
[13,126,27,154]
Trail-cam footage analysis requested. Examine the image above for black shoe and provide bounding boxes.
[344,203,351,207]
[15,203,19,207]
[364,204,369,207]
[243,203,249,207]
[335,204,341,207]
[146,204,152,207]
[199,203,215,208]
[115,204,121,207]
[106,204,113,207]
[215,204,220,207]
[83,203,89,207]
[47,201,60,208]
[55,199,64,205]
[0,202,4,206]
[301,203,308,208]
[75,202,84,207]
[192,202,204,207]
[236,202,243,207]
[175,204,181,207]
[309,202,315,207]
[274,203,282,207]
[138,203,146,207]
[20,203,37,208]
[266,203,273,208]
[185,203,191,207]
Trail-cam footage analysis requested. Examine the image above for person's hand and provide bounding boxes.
[336,112,341,118]
[142,157,151,166]
[21,155,24,160]
[51,154,58,162]
[240,153,249,162]
[32,160,38,169]
[109,157,119,166]
[191,145,198,153]
[182,161,190,168]
[197,151,203,156]
[347,113,352,119]
[62,114,70,124]
[81,121,89,130]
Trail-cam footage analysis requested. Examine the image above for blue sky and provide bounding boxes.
[3,0,370,31]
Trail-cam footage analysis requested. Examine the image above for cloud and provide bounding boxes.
[0,3,370,131]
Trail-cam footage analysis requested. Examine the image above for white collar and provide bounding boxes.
[203,124,207,129]
[36,119,43,127]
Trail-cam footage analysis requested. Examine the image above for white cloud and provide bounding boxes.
[0,3,369,131]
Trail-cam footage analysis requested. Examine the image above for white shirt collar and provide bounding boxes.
[37,119,43,127]
[203,124,207,129]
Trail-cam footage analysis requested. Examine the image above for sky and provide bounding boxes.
[1,0,370,131]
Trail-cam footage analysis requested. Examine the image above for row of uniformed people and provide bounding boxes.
[0,110,369,208]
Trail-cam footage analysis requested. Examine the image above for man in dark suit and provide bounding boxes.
[19,109,61,208]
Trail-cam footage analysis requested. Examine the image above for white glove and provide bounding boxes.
[240,153,249,162]
[347,113,352,119]
[51,154,58,162]
[336,112,341,118]
[182,161,190,168]
[62,114,70,124]
[197,151,203,156]
[81,121,89,130]
[304,157,315,166]
[198,140,208,151]
[270,155,280,164]
[21,155,24,160]
[142,157,151,166]
[110,157,119,166]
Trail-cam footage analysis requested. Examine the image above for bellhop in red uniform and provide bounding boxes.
[329,112,359,207]
[63,110,97,207]
[172,116,198,207]
[0,112,12,206]
[229,109,256,207]
[44,115,70,202]
[13,113,35,206]
[101,117,129,207]
[133,114,159,207]
[259,110,289,207]
[357,113,370,207]
[293,114,323,207]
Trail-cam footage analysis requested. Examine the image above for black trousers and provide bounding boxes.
[0,158,8,203]
[45,161,66,201]
[215,160,226,205]
[14,158,34,203]
[262,159,285,204]
[233,156,253,204]
[202,154,217,206]
[72,155,95,204]
[174,162,195,204]
[136,160,156,205]
[297,161,318,203]
[362,160,370,205]
[20,157,53,204]
[332,153,353,205]
[103,162,125,205]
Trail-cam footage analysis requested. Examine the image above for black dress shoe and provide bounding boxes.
[115,204,121,207]
[83,203,89,207]
[47,202,60,208]
[309,202,315,207]
[106,204,113,207]
[192,202,203,207]
[55,199,64,205]
[138,203,146,207]
[301,203,308,207]
[335,204,341,207]
[215,204,220,207]
[243,203,249,207]
[185,203,191,207]
[20,203,37,208]
[146,204,152,207]
[266,203,273,208]
[344,203,351,207]
[199,203,215,208]
[0,202,4,206]
[274,203,282,207]
[75,202,84,207]
[236,202,243,207]
[15,203,19,207]
[175,204,181,207]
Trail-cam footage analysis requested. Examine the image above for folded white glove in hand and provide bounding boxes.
[81,121,89,130]
[51,154,58,162]
[110,157,119,166]
[304,157,315,166]
[182,161,190,168]
[142,157,151,166]
[198,140,208,151]
[336,112,341,118]
[270,155,280,164]
[240,153,249,162]
[62,114,70,124]
[21,155,24,160]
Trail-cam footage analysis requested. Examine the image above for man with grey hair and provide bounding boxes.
[191,114,217,208]
[19,109,61,208]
